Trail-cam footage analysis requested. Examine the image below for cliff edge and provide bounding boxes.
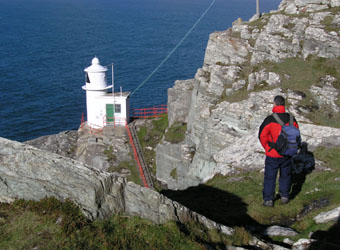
[157,0,340,190]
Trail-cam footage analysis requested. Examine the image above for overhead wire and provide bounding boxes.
[130,0,216,97]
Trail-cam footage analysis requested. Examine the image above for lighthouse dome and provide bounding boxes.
[85,57,108,73]
[92,57,100,64]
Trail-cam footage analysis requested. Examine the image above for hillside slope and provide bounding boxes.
[156,0,340,190]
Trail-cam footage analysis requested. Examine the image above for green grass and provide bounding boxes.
[105,145,142,186]
[170,168,178,180]
[164,122,187,143]
[202,146,340,245]
[321,15,339,33]
[103,146,117,163]
[137,116,169,189]
[247,14,269,30]
[223,56,340,128]
[108,159,142,186]
[0,198,212,250]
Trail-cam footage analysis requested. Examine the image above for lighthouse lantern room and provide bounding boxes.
[82,57,130,128]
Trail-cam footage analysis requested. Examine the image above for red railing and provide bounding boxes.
[132,104,167,119]
[125,124,149,188]
[103,116,127,127]
[80,113,104,134]
[87,123,104,134]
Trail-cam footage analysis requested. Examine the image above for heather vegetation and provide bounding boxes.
[0,198,206,250]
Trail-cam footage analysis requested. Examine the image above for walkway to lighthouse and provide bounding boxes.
[81,104,168,188]
[126,122,154,188]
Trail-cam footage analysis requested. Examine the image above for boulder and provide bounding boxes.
[292,238,316,250]
[313,206,340,223]
[264,225,298,237]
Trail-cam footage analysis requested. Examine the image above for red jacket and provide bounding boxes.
[258,106,299,158]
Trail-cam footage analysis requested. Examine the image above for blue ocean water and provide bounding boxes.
[0,0,281,142]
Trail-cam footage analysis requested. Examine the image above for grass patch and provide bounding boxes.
[321,15,339,32]
[170,168,177,180]
[322,6,340,15]
[164,122,187,143]
[0,198,209,250]
[223,56,340,128]
[104,146,117,163]
[248,15,269,31]
[108,159,142,186]
[200,146,340,245]
[105,145,142,185]
[137,116,169,189]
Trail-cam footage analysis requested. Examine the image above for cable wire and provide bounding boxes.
[130,0,216,97]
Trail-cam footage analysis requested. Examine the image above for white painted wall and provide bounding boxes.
[82,57,130,128]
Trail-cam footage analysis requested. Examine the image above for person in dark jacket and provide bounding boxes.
[258,95,299,207]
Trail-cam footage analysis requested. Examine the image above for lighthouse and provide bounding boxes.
[82,57,130,129]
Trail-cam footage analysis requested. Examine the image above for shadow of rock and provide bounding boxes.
[310,221,340,249]
[161,185,261,229]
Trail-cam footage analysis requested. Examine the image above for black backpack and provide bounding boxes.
[269,113,301,156]
[291,142,315,174]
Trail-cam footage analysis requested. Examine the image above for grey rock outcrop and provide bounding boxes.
[26,126,132,172]
[292,238,316,250]
[279,0,340,14]
[264,225,298,237]
[156,1,340,190]
[167,79,195,127]
[155,142,200,190]
[160,84,340,189]
[0,137,124,219]
[309,76,340,112]
[0,137,234,235]
[313,206,340,223]
[26,130,79,159]
[249,237,291,250]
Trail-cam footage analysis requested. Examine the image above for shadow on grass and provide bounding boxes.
[310,221,340,249]
[161,185,261,229]
[290,171,309,200]
[290,143,315,200]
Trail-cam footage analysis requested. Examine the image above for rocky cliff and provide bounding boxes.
[157,0,340,190]
[0,137,234,235]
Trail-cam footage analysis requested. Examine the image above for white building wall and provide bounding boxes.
[86,93,104,128]
[86,95,130,128]
[83,57,130,128]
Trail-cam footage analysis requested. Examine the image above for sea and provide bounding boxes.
[0,0,281,142]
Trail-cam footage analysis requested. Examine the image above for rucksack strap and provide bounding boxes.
[289,113,294,126]
[272,113,284,126]
[272,113,294,126]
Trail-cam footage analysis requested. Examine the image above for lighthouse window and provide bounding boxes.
[115,104,121,113]
[86,73,91,83]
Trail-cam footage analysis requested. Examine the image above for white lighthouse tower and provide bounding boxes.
[82,57,130,129]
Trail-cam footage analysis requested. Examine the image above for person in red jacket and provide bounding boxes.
[258,95,299,207]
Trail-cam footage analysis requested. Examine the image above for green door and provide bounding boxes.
[106,104,114,122]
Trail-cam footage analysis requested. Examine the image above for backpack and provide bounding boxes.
[291,142,315,174]
[268,113,301,156]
